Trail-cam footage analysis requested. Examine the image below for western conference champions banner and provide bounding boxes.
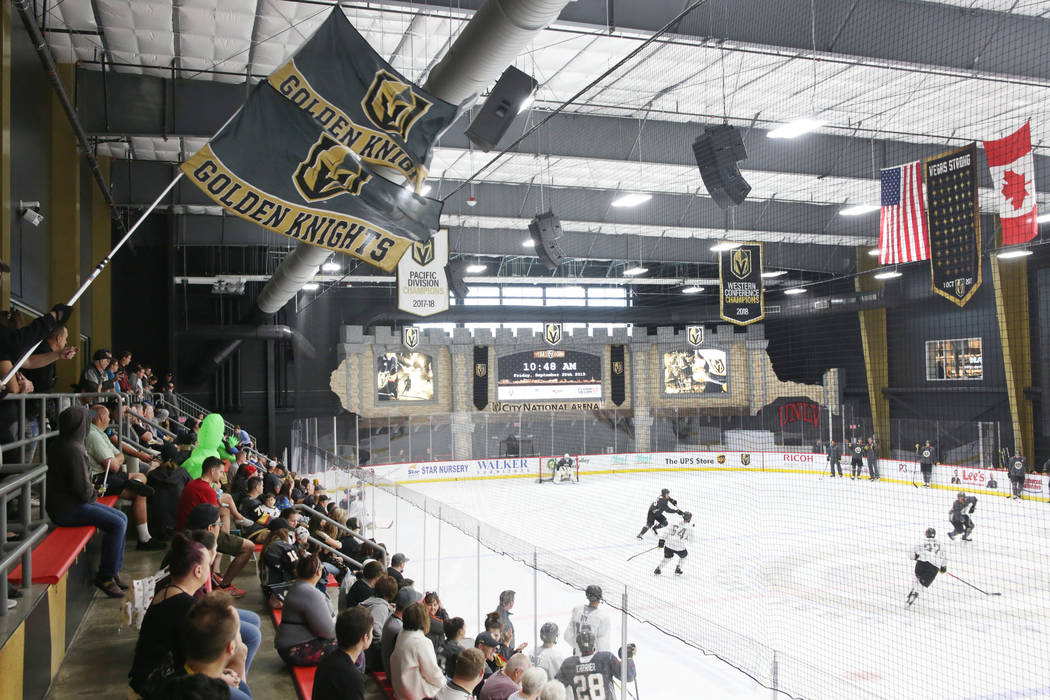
[719,243,764,326]
[180,9,459,272]
[925,143,982,306]
[397,229,449,317]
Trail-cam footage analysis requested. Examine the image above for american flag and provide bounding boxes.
[879,161,929,265]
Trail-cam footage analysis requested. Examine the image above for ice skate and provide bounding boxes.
[653,567,662,575]
[906,591,917,606]
[674,566,683,575]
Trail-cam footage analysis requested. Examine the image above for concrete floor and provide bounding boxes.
[45,540,387,699]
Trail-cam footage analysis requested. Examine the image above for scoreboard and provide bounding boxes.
[497,349,603,401]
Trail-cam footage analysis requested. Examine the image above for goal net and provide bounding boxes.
[538,455,580,483]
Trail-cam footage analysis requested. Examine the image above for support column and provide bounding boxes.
[90,156,112,347]
[990,249,1034,461]
[855,247,891,456]
[50,63,80,390]
[0,2,11,307]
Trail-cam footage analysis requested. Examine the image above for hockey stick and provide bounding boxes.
[626,545,660,562]
[946,571,1001,596]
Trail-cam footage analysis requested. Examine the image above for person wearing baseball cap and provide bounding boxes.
[473,631,501,681]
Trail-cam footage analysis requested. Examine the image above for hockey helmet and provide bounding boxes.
[660,488,671,496]
[957,491,966,499]
[925,527,936,539]
[585,585,602,603]
[576,629,596,655]
[682,511,693,522]
[540,622,559,644]
[564,453,571,459]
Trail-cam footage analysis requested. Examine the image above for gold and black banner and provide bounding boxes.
[925,143,982,306]
[610,345,626,406]
[719,243,764,326]
[473,346,489,410]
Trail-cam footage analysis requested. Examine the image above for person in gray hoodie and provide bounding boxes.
[45,405,128,597]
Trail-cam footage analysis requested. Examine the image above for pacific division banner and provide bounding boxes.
[398,229,449,317]
[925,143,982,306]
[268,9,458,193]
[719,243,764,326]
[181,84,442,272]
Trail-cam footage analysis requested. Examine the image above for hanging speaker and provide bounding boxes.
[692,125,751,209]
[445,259,470,302]
[529,212,565,271]
[466,66,538,152]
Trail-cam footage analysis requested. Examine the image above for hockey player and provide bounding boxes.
[865,436,880,481]
[533,622,565,682]
[906,527,947,606]
[948,491,977,540]
[848,440,865,480]
[918,440,936,487]
[653,511,693,576]
[826,439,843,477]
[556,630,636,700]
[564,585,613,655]
[1007,449,1028,500]
[553,454,575,483]
[636,488,682,538]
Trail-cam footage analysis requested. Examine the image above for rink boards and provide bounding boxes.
[355,449,1049,499]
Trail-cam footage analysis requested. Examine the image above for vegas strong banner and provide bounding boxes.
[719,243,765,326]
[398,229,450,317]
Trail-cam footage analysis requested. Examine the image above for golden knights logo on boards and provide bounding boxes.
[543,322,563,346]
[731,248,752,279]
[475,362,487,377]
[411,239,435,267]
[402,326,420,349]
[293,135,372,202]
[741,453,751,466]
[686,325,704,347]
[363,70,431,140]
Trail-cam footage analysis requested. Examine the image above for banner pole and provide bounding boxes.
[2,173,184,387]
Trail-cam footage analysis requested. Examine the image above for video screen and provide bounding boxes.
[376,352,435,401]
[496,349,603,401]
[663,348,729,395]
[926,338,982,381]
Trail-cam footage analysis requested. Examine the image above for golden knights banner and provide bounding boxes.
[610,344,626,406]
[267,10,457,193]
[925,143,982,306]
[473,347,489,411]
[719,243,764,326]
[181,85,441,272]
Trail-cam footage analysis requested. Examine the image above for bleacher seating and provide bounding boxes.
[7,495,119,585]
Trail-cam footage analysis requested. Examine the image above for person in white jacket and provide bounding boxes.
[389,601,446,700]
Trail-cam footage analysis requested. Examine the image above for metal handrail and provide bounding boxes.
[306,534,363,571]
[0,464,49,615]
[0,391,129,465]
[124,407,179,441]
[292,503,388,560]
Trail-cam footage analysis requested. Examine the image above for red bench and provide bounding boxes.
[372,671,396,699]
[292,666,317,700]
[8,495,122,585]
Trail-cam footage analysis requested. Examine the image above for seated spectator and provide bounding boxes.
[361,574,398,671]
[44,406,128,597]
[507,668,547,700]
[146,443,192,541]
[171,592,251,700]
[474,632,502,682]
[439,617,467,678]
[79,348,115,393]
[177,458,254,596]
[274,554,337,666]
[389,601,445,700]
[381,587,421,672]
[342,559,383,609]
[483,613,511,667]
[258,527,297,608]
[480,653,531,700]
[152,673,231,699]
[275,481,293,510]
[538,680,566,700]
[532,623,564,683]
[312,607,373,700]
[434,647,487,700]
[388,552,408,587]
[424,591,449,654]
[128,533,211,695]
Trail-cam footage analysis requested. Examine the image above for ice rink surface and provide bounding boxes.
[368,469,1050,699]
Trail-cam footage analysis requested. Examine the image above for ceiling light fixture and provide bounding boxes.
[302,282,320,291]
[873,270,902,279]
[466,264,487,273]
[710,241,741,252]
[839,204,880,216]
[681,286,704,294]
[767,118,824,139]
[784,287,806,295]
[761,270,787,278]
[868,248,881,257]
[611,193,652,208]
[996,249,1033,259]
[623,266,648,276]
[321,262,340,272]
[523,238,536,248]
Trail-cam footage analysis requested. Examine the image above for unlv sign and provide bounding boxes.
[777,401,821,428]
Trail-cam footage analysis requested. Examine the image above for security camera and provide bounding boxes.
[18,201,43,227]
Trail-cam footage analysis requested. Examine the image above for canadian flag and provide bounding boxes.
[983,122,1037,245]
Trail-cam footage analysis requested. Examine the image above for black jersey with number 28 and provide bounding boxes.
[557,651,625,700]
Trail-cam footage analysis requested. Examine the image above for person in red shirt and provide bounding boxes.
[177,457,253,597]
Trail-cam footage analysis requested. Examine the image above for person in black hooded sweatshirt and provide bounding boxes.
[46,405,128,597]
